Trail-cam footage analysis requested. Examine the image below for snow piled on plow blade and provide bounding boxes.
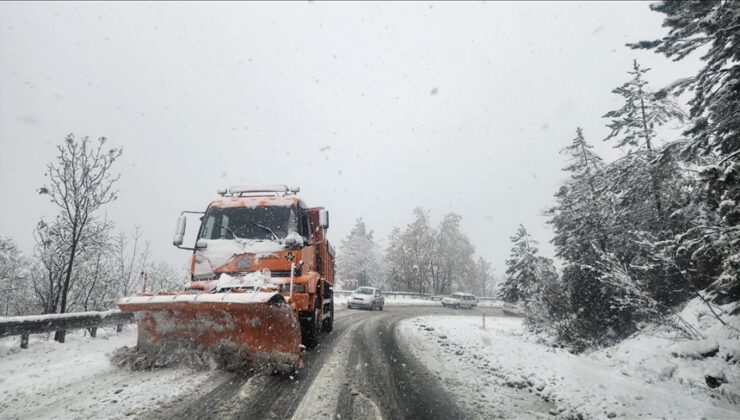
[116,292,302,374]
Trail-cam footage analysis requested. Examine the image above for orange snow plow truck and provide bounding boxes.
[118,185,335,372]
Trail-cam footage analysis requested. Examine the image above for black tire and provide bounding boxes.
[300,306,322,349]
[379,305,384,311]
[442,303,446,308]
[322,302,334,333]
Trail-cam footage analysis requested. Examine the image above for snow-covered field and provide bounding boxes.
[398,301,740,419]
[0,325,219,420]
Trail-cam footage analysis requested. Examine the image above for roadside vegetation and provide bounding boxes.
[498,2,739,351]
[0,135,182,322]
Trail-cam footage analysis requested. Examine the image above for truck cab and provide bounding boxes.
[172,185,335,347]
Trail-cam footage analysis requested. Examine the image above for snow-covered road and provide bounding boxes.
[1,306,505,419]
[2,304,737,419]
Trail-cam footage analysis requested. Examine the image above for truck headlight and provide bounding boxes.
[193,273,221,281]
[283,284,305,293]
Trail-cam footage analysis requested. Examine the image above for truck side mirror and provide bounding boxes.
[319,210,329,229]
[173,215,186,246]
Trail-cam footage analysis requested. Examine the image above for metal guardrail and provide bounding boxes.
[336,290,499,302]
[0,310,134,349]
[334,290,434,300]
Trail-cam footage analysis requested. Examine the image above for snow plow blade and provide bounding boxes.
[117,292,302,372]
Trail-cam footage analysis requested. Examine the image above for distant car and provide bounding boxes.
[442,293,477,309]
[347,287,385,310]
[502,302,522,316]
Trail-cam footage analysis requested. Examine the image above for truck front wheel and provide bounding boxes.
[322,303,334,333]
[300,307,321,349]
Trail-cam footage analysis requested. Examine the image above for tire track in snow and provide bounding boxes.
[289,314,366,419]
[335,309,466,420]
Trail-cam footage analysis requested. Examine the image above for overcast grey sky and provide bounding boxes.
[0,2,701,277]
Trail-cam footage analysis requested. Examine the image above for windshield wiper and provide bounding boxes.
[249,221,279,241]
[213,222,240,240]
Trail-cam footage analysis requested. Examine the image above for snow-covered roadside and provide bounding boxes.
[587,298,740,407]
[0,326,218,420]
[397,312,740,419]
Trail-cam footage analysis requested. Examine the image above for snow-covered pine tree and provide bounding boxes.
[604,60,685,153]
[601,61,696,307]
[498,225,557,303]
[547,128,670,347]
[548,128,609,264]
[630,1,740,302]
[603,60,686,225]
[337,218,385,288]
[498,225,559,332]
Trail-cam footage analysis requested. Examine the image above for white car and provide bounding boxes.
[502,302,522,316]
[442,292,477,309]
[347,287,385,310]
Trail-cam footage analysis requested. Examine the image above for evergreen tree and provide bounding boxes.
[630,1,740,302]
[547,128,672,347]
[604,60,685,153]
[548,128,609,263]
[601,61,696,307]
[498,225,557,304]
[603,60,686,224]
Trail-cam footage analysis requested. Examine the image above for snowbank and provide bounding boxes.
[398,310,739,419]
[586,297,740,406]
[0,326,218,419]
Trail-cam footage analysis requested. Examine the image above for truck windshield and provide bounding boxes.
[199,206,296,240]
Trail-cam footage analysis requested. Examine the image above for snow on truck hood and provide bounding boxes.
[193,237,300,276]
[214,271,284,292]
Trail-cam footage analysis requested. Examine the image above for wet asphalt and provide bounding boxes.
[140,304,513,420]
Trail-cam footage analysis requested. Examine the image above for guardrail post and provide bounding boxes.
[90,327,97,338]
[20,333,29,349]
[116,324,123,333]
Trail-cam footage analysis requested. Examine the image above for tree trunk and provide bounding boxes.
[639,90,665,226]
[55,228,79,343]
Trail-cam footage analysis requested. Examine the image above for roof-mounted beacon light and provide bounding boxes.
[289,186,300,194]
[217,188,228,196]
[228,185,289,195]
